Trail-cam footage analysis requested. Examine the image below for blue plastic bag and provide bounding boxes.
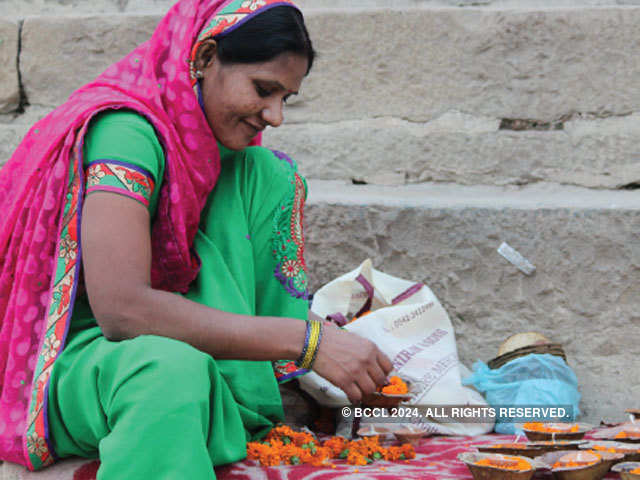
[462,354,581,434]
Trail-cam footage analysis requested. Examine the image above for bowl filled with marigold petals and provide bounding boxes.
[526,440,588,455]
[612,462,640,480]
[362,375,413,408]
[477,442,546,458]
[246,424,416,468]
[593,423,640,444]
[520,422,593,442]
[614,427,640,443]
[458,452,546,480]
[537,450,614,480]
[580,440,640,462]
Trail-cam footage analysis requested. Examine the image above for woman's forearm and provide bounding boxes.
[96,284,307,362]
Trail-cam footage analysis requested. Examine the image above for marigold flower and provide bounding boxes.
[347,451,368,466]
[248,426,415,467]
[522,422,579,433]
[475,456,531,471]
[324,436,347,456]
[379,376,409,395]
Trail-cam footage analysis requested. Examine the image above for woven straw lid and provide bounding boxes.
[498,332,551,356]
[488,332,567,370]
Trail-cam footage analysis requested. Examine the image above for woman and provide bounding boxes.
[0,0,392,478]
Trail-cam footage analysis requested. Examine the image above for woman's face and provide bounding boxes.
[199,51,308,151]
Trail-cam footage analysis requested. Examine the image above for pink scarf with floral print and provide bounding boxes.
[0,0,297,469]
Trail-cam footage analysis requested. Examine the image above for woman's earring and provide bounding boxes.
[195,70,204,79]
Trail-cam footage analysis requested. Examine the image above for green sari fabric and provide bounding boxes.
[46,112,309,479]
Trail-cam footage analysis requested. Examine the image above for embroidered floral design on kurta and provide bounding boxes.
[241,0,267,11]
[86,164,107,185]
[116,166,153,197]
[273,359,307,383]
[270,151,311,383]
[86,161,154,207]
[271,150,309,301]
[25,131,86,469]
[59,235,78,265]
[27,434,48,458]
[42,336,62,363]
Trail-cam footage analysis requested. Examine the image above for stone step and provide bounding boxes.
[304,180,640,424]
[263,114,640,188]
[3,0,640,17]
[1,6,638,185]
[0,19,19,113]
[3,112,640,188]
[5,6,639,122]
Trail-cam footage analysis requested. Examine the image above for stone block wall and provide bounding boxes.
[0,0,638,424]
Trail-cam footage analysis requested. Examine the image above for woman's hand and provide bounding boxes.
[311,322,393,404]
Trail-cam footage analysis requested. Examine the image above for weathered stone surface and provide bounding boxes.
[304,181,640,423]
[0,0,638,16]
[0,457,92,479]
[286,7,640,123]
[0,19,19,113]
[0,124,29,167]
[264,113,640,188]
[17,7,640,119]
[21,14,160,106]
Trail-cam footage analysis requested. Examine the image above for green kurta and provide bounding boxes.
[46,111,310,479]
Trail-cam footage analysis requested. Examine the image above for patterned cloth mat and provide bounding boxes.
[0,432,622,479]
[214,432,620,480]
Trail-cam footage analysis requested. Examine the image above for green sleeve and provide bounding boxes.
[83,110,165,217]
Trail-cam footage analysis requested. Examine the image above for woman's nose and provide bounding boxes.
[261,98,283,128]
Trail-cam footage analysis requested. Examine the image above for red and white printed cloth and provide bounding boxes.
[1,433,620,479]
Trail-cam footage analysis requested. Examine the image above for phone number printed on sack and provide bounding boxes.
[351,407,423,419]
[383,302,435,333]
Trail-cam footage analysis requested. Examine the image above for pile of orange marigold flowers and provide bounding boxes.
[379,375,409,395]
[246,425,416,467]
[522,422,579,433]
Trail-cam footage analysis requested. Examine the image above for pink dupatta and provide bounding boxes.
[0,0,296,469]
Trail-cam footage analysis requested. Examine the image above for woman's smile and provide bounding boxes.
[199,51,309,150]
[242,118,266,136]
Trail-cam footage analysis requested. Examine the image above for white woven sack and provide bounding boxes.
[299,259,493,436]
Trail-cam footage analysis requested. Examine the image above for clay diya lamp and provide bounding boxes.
[614,426,640,443]
[612,462,640,480]
[589,450,625,476]
[458,452,545,480]
[520,422,593,442]
[362,376,413,409]
[527,440,588,454]
[537,450,605,480]
[593,424,640,444]
[477,443,544,459]
[393,424,426,446]
[580,440,640,463]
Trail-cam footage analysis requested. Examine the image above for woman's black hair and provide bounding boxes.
[215,6,315,74]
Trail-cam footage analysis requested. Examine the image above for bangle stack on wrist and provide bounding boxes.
[295,319,323,370]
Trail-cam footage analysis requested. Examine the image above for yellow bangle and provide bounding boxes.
[297,320,323,370]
